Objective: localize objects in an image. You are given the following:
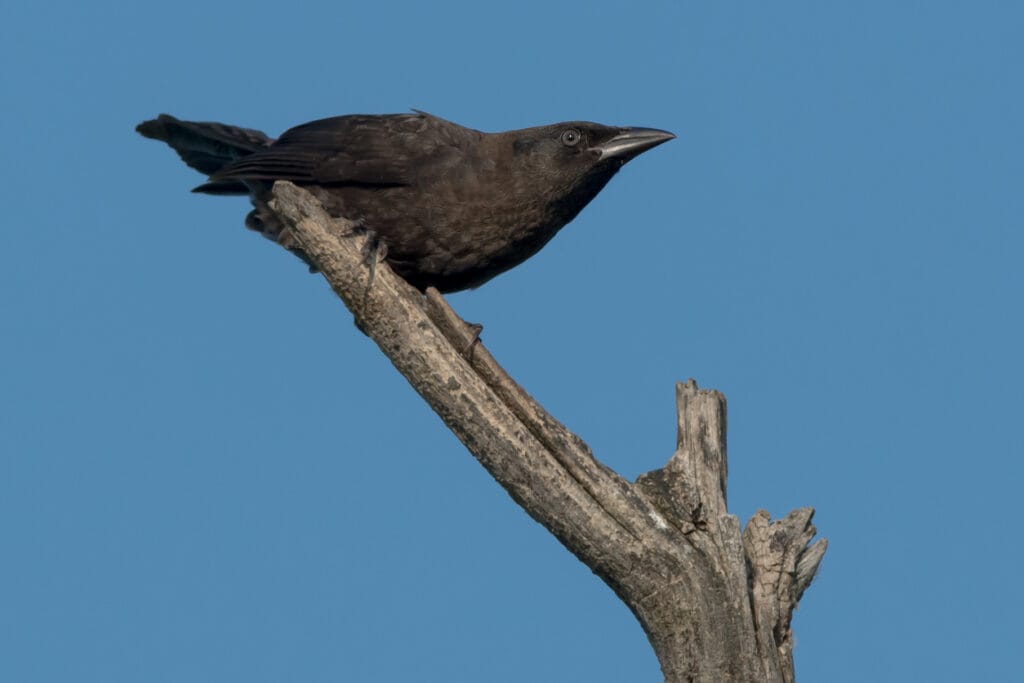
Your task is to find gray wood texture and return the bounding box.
[268,181,827,681]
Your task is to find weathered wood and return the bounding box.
[269,181,827,681]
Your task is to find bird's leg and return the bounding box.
[422,288,485,358]
[462,322,484,357]
[360,229,389,291]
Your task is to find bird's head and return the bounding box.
[511,121,673,171]
[502,121,674,217]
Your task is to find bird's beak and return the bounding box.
[592,127,676,161]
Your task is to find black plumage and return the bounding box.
[137,111,673,292]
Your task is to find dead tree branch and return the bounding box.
[268,181,826,682]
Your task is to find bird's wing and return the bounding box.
[206,112,477,187]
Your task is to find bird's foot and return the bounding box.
[359,229,389,291]
[462,322,483,357]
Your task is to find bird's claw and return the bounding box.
[359,229,389,291]
[462,323,483,357]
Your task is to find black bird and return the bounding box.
[136,111,674,292]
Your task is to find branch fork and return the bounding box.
[268,181,826,682]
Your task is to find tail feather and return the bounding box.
[136,114,273,194]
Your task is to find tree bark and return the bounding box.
[267,181,827,682]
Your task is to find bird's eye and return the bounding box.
[560,128,582,146]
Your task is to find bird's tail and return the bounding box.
[135,114,273,195]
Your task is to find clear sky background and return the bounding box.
[2,1,1021,681]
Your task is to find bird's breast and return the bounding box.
[304,168,589,291]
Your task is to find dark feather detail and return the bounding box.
[135,114,271,176]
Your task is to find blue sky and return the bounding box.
[2,1,1021,680]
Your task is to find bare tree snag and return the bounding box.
[268,181,827,682]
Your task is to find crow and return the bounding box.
[137,111,673,292]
